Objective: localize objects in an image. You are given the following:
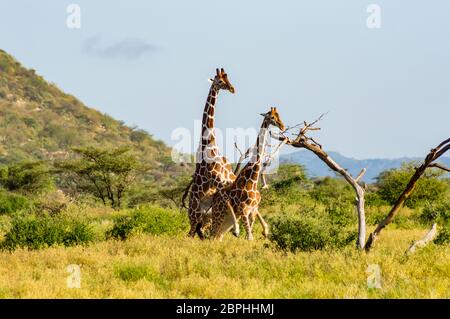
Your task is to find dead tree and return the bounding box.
[274,115,368,249]
[260,140,288,189]
[233,142,252,175]
[405,223,438,255]
[365,138,450,251]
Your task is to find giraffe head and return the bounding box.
[261,107,285,131]
[209,68,235,94]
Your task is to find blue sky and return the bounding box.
[1,0,449,159]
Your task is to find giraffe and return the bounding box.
[187,68,237,239]
[210,107,286,241]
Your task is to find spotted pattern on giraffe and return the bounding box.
[187,68,237,239]
[210,107,285,241]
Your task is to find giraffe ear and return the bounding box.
[260,113,266,117]
[208,78,214,83]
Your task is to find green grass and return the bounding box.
[0,229,448,298]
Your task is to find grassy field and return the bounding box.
[0,227,448,298]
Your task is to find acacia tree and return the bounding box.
[56,146,146,208]
[0,161,54,194]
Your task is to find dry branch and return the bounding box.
[260,138,288,189]
[233,142,252,175]
[405,223,438,255]
[365,137,450,251]
[428,162,450,172]
[274,115,367,249]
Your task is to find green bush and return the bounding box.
[108,205,188,240]
[420,199,450,224]
[434,223,450,245]
[365,190,389,207]
[0,191,31,214]
[268,213,357,252]
[0,161,54,195]
[309,177,354,206]
[326,202,356,227]
[420,199,450,245]
[270,164,309,190]
[0,215,95,250]
[376,163,448,208]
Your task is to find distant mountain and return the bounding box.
[280,150,450,182]
[0,49,186,184]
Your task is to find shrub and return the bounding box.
[260,165,311,207]
[365,190,389,207]
[34,190,70,216]
[270,164,309,190]
[434,223,450,245]
[108,205,188,240]
[0,191,31,214]
[268,213,357,252]
[326,202,356,227]
[375,163,448,208]
[0,215,95,250]
[309,177,354,206]
[0,161,54,195]
[420,199,450,224]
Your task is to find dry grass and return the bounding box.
[0,228,448,298]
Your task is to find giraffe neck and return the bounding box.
[200,85,219,151]
[255,119,270,163]
[242,118,270,184]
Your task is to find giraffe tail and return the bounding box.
[180,178,194,212]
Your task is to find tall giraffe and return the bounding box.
[187,68,237,239]
[210,107,286,241]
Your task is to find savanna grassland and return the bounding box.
[0,219,448,298]
[0,49,449,299]
[0,189,449,299]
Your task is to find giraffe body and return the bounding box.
[187,68,237,239]
[210,107,285,240]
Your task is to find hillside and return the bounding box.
[281,150,450,182]
[0,49,184,184]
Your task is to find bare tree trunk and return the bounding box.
[274,116,368,249]
[365,138,450,251]
[260,139,286,189]
[276,114,448,252]
[294,144,367,249]
[405,223,438,255]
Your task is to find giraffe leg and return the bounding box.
[187,196,200,238]
[242,215,253,240]
[187,205,199,238]
[249,211,256,231]
[188,221,197,238]
[195,222,205,240]
[255,210,269,238]
[226,200,240,237]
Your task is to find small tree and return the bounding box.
[56,147,146,208]
[0,161,54,194]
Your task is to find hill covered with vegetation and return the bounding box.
[0,49,183,184]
